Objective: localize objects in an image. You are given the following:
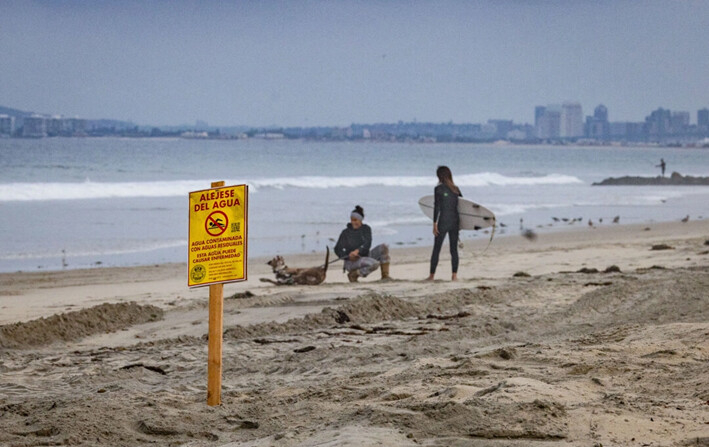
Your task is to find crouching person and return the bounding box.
[334,205,391,282]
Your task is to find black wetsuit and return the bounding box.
[430,183,461,274]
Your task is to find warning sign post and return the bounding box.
[188,183,248,287]
[189,181,248,407]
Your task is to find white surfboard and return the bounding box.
[418,195,496,231]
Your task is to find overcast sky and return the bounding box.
[2,0,708,127]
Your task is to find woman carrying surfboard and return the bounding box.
[334,205,391,282]
[427,166,461,281]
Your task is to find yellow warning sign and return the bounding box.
[188,184,248,287]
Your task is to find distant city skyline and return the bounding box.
[3,100,707,128]
[3,100,707,144]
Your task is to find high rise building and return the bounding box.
[644,108,671,139]
[534,105,561,139]
[535,106,547,128]
[698,108,709,129]
[561,102,584,138]
[586,104,609,140]
[670,111,689,134]
[594,104,608,122]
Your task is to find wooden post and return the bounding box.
[207,282,224,406]
[207,180,225,406]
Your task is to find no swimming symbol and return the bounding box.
[205,211,228,236]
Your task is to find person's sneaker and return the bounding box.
[347,270,359,282]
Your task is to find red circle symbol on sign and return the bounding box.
[205,211,228,236]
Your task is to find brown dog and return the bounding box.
[260,247,329,285]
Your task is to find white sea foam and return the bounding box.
[0,180,208,202]
[0,173,583,202]
[359,204,570,229]
[367,216,431,227]
[490,203,571,216]
[249,172,582,190]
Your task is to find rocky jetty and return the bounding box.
[593,171,709,186]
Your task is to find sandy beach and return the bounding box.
[1,220,708,446]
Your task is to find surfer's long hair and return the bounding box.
[436,166,460,195]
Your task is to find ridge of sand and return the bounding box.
[0,302,163,349]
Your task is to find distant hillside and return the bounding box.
[0,105,34,118]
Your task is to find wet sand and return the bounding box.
[1,220,708,446]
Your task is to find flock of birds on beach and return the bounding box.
[511,213,694,230]
[510,215,621,235]
[507,213,695,242]
[552,215,622,227]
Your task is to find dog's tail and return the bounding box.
[323,246,330,273]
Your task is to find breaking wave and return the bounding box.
[0,173,583,202]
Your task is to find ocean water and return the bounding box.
[1,137,708,272]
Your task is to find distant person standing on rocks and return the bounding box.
[656,158,666,177]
